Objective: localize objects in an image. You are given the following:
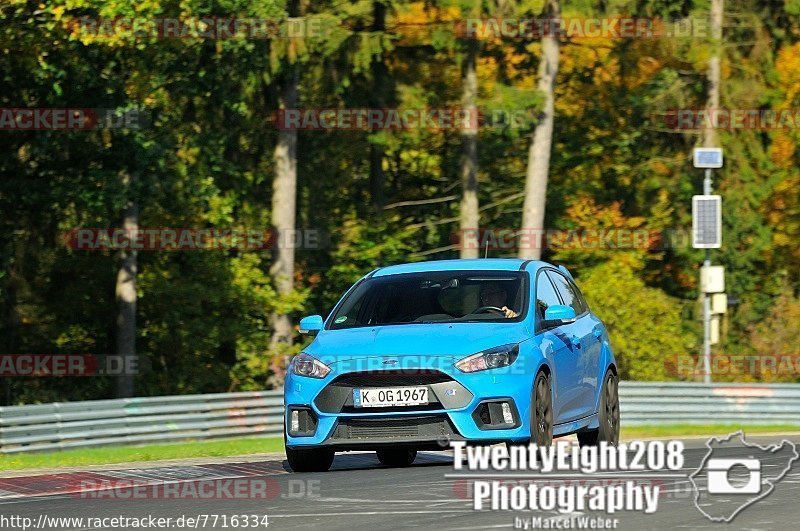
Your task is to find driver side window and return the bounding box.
[535,272,562,327]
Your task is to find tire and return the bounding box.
[376,449,417,467]
[578,370,620,447]
[285,446,335,472]
[530,371,553,446]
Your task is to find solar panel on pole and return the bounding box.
[692,195,722,248]
[693,147,723,168]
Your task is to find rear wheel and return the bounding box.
[285,446,335,472]
[530,371,553,446]
[376,449,417,467]
[578,370,620,447]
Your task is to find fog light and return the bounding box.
[472,399,520,430]
[288,407,318,437]
[501,402,514,424]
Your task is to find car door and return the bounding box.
[534,270,580,425]
[546,270,599,420]
[568,278,604,383]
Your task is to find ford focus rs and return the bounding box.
[284,259,619,472]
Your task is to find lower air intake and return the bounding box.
[331,415,456,441]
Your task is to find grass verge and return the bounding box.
[0,436,284,472]
[621,424,800,439]
[3,425,798,472]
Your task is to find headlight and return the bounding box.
[291,352,331,378]
[455,343,520,373]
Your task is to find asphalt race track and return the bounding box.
[1,434,798,530]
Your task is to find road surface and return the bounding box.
[1,434,798,530]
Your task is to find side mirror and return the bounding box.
[541,305,577,329]
[299,315,324,336]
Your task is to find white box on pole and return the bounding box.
[711,293,728,314]
[701,265,725,293]
[710,316,720,345]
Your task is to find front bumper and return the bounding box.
[285,361,533,450]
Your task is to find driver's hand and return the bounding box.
[502,306,518,318]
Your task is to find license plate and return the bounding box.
[353,387,428,408]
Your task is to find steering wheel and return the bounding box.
[470,305,505,315]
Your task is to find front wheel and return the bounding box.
[577,370,620,447]
[376,449,417,467]
[530,371,553,446]
[285,446,335,472]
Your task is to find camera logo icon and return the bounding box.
[706,458,761,494]
[690,431,799,522]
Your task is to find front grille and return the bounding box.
[314,369,471,414]
[348,419,422,438]
[333,370,454,388]
[338,402,440,413]
[331,415,457,441]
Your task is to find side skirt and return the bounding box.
[553,412,598,437]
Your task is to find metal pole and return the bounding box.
[703,168,712,384]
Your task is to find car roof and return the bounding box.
[371,258,551,277]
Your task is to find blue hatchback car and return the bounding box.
[284,259,619,472]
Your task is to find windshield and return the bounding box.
[328,271,527,329]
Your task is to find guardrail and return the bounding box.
[2,382,799,454]
[619,381,800,426]
[0,391,283,454]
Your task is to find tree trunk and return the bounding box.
[269,72,298,353]
[267,0,301,388]
[369,1,389,211]
[115,172,138,398]
[459,38,479,258]
[369,140,386,211]
[704,0,723,148]
[519,0,560,260]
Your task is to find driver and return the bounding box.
[478,283,518,318]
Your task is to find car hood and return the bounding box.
[305,322,531,366]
